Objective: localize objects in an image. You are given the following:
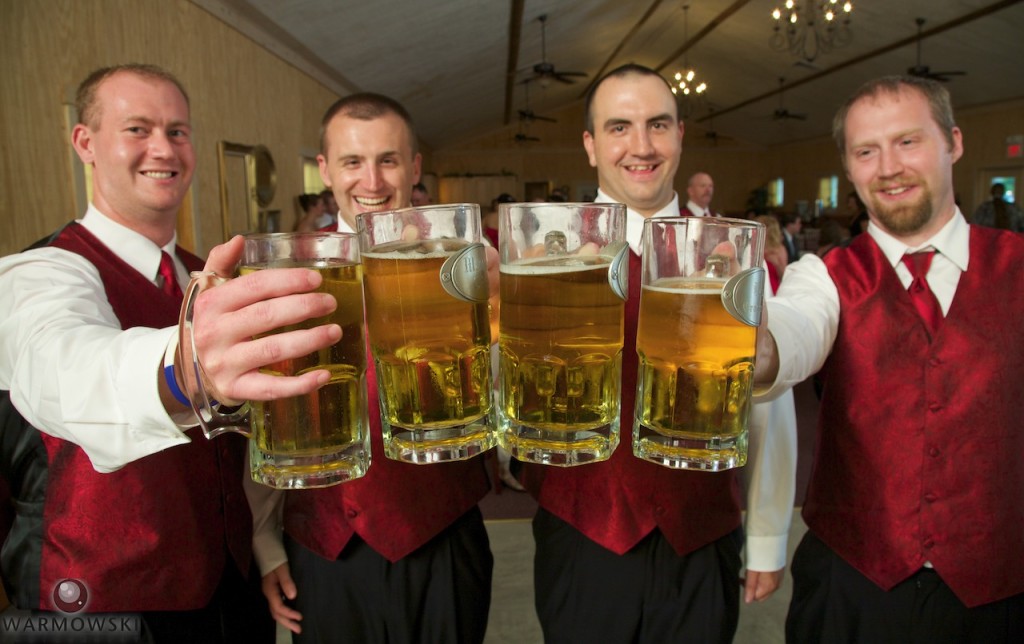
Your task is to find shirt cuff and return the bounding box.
[744,533,788,572]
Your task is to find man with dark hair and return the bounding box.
[757,75,1024,641]
[411,182,431,206]
[779,211,802,263]
[249,92,494,643]
[972,182,1023,232]
[524,63,796,643]
[0,63,272,642]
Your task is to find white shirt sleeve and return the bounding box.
[743,389,798,572]
[0,247,192,472]
[758,254,840,399]
[243,468,288,576]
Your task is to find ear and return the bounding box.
[676,119,685,143]
[412,153,423,185]
[317,154,332,188]
[949,126,964,164]
[582,131,597,168]
[71,123,96,165]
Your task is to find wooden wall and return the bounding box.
[0,0,340,257]
[435,96,1024,218]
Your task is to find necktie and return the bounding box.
[901,251,942,336]
[158,251,184,299]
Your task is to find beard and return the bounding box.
[866,183,933,236]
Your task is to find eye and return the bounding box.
[168,128,190,139]
[610,124,627,134]
[126,126,147,135]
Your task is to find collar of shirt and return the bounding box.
[595,188,680,255]
[81,204,181,286]
[867,208,969,273]
[335,217,356,234]
[685,200,709,217]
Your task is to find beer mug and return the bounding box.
[497,202,628,466]
[179,232,371,489]
[633,217,765,471]
[357,204,495,463]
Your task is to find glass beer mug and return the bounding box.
[497,202,628,466]
[633,217,765,471]
[179,232,371,488]
[357,204,496,463]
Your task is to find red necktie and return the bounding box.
[158,251,184,299]
[901,251,942,336]
[658,223,679,276]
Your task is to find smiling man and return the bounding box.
[249,93,495,644]
[525,64,796,643]
[0,64,272,642]
[756,76,1024,642]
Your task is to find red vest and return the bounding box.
[33,223,252,611]
[284,346,491,563]
[807,227,1024,607]
[527,252,741,556]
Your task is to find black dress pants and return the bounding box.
[532,508,742,644]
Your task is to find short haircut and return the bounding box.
[778,211,801,227]
[319,92,418,155]
[75,64,190,130]
[584,63,676,134]
[832,75,956,160]
[412,182,428,193]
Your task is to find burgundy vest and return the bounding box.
[807,227,1024,607]
[528,251,741,555]
[35,223,252,611]
[283,343,491,563]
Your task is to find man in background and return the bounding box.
[249,93,494,643]
[971,182,1023,232]
[411,181,431,206]
[683,170,718,217]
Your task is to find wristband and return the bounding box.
[163,337,191,407]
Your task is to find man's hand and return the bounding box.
[191,236,341,404]
[261,563,303,634]
[743,568,784,603]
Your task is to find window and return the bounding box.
[990,176,1017,203]
[818,175,838,209]
[768,178,784,207]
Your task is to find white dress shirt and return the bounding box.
[761,210,969,400]
[0,205,193,473]
[596,189,795,572]
[685,199,712,218]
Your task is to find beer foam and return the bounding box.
[501,256,611,275]
[643,280,725,295]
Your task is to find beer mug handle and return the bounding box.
[178,271,252,439]
[721,267,765,327]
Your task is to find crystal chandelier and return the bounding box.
[670,5,707,119]
[770,0,854,62]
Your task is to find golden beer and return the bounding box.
[240,260,370,487]
[634,277,755,470]
[498,255,624,464]
[361,239,494,461]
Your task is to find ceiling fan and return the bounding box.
[907,18,966,82]
[514,132,541,143]
[772,77,807,121]
[518,80,557,124]
[520,15,587,87]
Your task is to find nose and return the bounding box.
[877,146,904,178]
[148,130,174,158]
[630,128,655,157]
[362,164,384,191]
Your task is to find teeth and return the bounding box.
[628,165,655,171]
[355,196,388,206]
[884,187,909,195]
[143,171,174,179]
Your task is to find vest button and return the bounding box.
[928,402,943,413]
[928,447,941,458]
[923,493,937,503]
[923,538,935,549]
[929,357,942,367]
[346,508,358,519]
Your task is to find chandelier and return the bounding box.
[770,0,854,62]
[670,5,708,119]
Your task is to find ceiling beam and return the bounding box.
[654,0,751,73]
[577,0,667,99]
[699,0,1024,122]
[503,0,526,125]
